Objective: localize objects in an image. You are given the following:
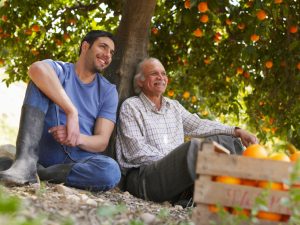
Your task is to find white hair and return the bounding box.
[133,57,162,94]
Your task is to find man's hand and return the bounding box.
[234,128,258,147]
[49,112,81,147]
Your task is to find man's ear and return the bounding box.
[81,41,89,53]
[136,77,144,88]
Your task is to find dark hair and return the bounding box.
[79,30,116,55]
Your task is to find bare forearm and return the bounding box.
[77,134,109,152]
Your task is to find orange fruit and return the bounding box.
[236,67,244,74]
[289,25,298,34]
[184,0,191,9]
[208,204,229,213]
[274,0,283,3]
[204,58,211,64]
[241,179,258,187]
[193,28,203,37]
[297,62,300,70]
[243,72,250,79]
[183,91,190,99]
[265,60,273,69]
[200,14,209,23]
[225,18,232,25]
[31,24,40,32]
[290,151,300,162]
[257,211,282,221]
[167,90,174,97]
[250,34,260,42]
[243,144,268,158]
[258,181,283,190]
[191,96,197,103]
[0,58,4,66]
[198,2,208,13]
[269,152,290,162]
[215,175,241,185]
[237,23,246,30]
[1,15,8,22]
[151,27,158,35]
[256,10,267,21]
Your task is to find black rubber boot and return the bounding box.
[0,105,45,185]
[37,163,74,184]
[0,157,14,171]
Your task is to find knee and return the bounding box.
[98,158,121,190]
[66,157,121,192]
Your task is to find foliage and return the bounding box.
[0,186,45,225]
[0,0,299,146]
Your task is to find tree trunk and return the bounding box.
[105,0,157,103]
[104,0,157,158]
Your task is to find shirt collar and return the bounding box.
[139,92,171,113]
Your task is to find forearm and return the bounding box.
[77,134,109,153]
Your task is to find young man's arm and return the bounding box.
[49,117,114,152]
[28,61,80,146]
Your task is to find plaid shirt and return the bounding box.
[116,92,235,170]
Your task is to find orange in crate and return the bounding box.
[242,144,268,158]
[241,144,268,186]
[208,204,229,213]
[215,175,241,185]
[257,211,282,221]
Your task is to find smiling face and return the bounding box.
[82,36,115,73]
[138,59,168,98]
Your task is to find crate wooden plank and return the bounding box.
[194,178,291,215]
[192,206,288,225]
[196,151,293,183]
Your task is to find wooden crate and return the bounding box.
[192,141,294,225]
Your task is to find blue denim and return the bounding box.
[23,81,121,191]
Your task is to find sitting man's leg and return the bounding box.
[125,138,201,203]
[205,134,244,155]
[0,82,48,185]
[39,154,121,191]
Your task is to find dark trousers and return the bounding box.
[124,135,244,202]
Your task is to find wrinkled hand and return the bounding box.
[234,128,258,147]
[49,113,81,147]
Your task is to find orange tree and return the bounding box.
[0,0,299,147]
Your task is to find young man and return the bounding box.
[0,30,121,191]
[116,57,258,204]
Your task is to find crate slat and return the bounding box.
[196,151,293,183]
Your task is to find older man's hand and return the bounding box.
[234,128,258,147]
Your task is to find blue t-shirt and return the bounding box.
[38,59,118,166]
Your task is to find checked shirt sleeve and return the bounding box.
[175,101,235,137]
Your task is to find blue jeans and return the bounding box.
[23,81,121,191]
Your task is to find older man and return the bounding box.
[116,57,257,206]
